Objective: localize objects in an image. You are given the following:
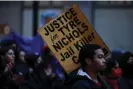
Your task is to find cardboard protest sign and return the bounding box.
[38,4,110,73]
[0,24,11,35]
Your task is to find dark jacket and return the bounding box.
[0,71,18,89]
[105,77,133,89]
[118,77,133,89]
[65,75,108,89]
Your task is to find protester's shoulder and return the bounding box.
[68,75,91,89]
[71,74,89,80]
[118,77,133,88]
[72,79,91,89]
[119,77,133,82]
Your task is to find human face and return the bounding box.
[37,57,43,64]
[92,49,106,71]
[6,49,15,63]
[127,56,133,65]
[19,51,26,63]
[111,62,122,78]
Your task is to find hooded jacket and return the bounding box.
[64,68,110,89]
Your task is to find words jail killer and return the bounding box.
[43,7,83,36]
[60,46,79,64]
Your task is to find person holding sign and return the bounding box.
[71,44,108,89]
[38,4,110,73]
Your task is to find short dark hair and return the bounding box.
[0,45,16,56]
[78,44,102,67]
[119,52,133,68]
[25,54,39,67]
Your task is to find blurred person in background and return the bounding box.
[118,52,133,81]
[10,53,45,89]
[0,45,16,72]
[24,53,41,72]
[20,53,47,89]
[13,50,29,77]
[0,45,17,89]
[11,50,30,88]
[104,57,133,89]
[42,45,65,81]
[17,50,26,64]
[43,58,64,89]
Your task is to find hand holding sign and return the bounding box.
[38,4,110,73]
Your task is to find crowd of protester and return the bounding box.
[0,40,65,89]
[0,40,133,89]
